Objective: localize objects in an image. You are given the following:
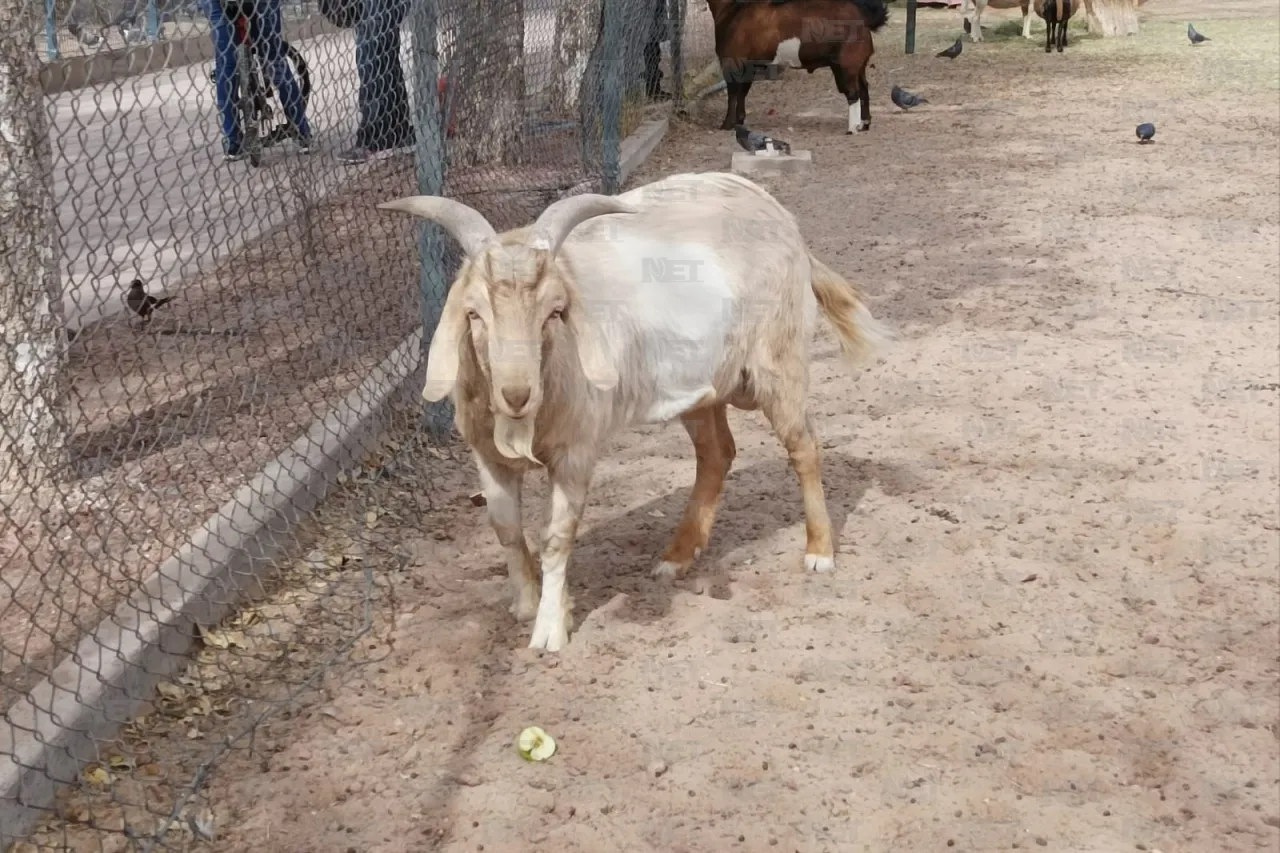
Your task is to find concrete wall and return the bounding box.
[40,14,343,95]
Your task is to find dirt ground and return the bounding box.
[22,2,1278,851]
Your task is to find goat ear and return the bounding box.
[422,284,471,403]
[565,302,618,392]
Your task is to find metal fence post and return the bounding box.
[905,0,918,54]
[670,0,684,111]
[45,0,59,60]
[407,0,453,438]
[601,0,623,194]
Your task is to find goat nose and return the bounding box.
[501,384,532,412]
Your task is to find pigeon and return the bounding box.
[1187,23,1209,44]
[1136,122,1155,143]
[735,124,791,155]
[891,85,928,110]
[937,38,963,59]
[124,278,175,322]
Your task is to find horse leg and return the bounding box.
[720,60,741,129]
[857,71,871,132]
[721,82,740,130]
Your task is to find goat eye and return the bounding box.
[548,308,564,321]
[466,309,480,321]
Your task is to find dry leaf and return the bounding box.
[107,754,135,771]
[199,626,230,649]
[187,727,202,740]
[82,765,111,786]
[190,806,217,841]
[157,682,184,701]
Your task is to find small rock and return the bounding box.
[648,760,668,778]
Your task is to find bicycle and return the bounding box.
[210,0,312,167]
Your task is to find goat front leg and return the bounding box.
[475,454,539,622]
[656,405,736,578]
[1022,3,1034,38]
[528,460,594,652]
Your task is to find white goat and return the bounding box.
[379,172,892,652]
[962,0,1035,41]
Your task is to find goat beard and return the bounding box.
[492,413,541,466]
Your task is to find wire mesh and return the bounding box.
[2,0,715,849]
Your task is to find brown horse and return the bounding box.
[706,0,889,135]
[1034,0,1075,51]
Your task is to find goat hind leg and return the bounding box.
[655,405,736,579]
[476,455,539,622]
[761,401,836,572]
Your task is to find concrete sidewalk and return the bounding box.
[53,9,563,331]
[53,29,373,331]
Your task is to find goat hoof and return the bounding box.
[509,589,540,623]
[528,616,569,652]
[804,553,836,573]
[653,560,687,579]
[852,123,870,134]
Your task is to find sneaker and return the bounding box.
[338,141,413,165]
[297,135,313,155]
[224,149,246,163]
[336,145,370,165]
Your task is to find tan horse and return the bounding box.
[961,0,1035,42]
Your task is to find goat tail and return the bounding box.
[808,253,894,366]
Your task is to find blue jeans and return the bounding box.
[199,0,311,153]
[354,0,413,151]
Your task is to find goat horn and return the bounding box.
[527,194,639,255]
[377,196,500,258]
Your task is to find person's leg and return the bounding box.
[643,0,666,99]
[198,0,241,156]
[349,0,412,157]
[375,0,413,150]
[250,0,311,140]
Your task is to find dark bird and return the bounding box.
[734,124,791,155]
[891,85,928,110]
[124,278,175,322]
[1136,122,1156,143]
[937,38,963,59]
[1187,23,1209,44]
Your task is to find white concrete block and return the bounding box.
[731,149,813,176]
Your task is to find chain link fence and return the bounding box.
[2,0,714,848]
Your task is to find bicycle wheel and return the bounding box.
[239,46,264,167]
[285,42,311,109]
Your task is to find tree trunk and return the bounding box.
[548,0,599,117]
[1084,0,1139,36]
[450,0,526,167]
[0,0,69,498]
